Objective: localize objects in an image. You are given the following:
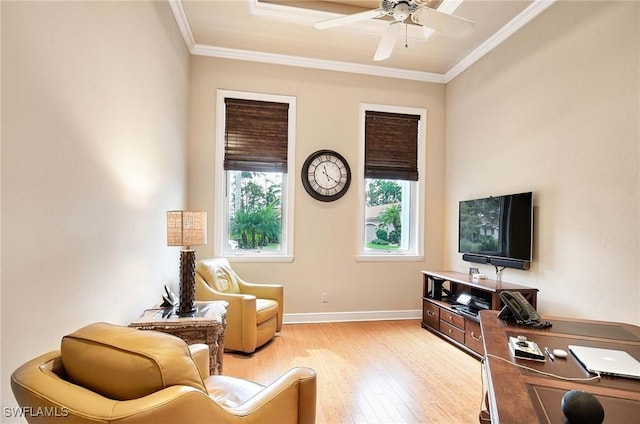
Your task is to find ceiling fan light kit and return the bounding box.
[314,0,475,62]
[388,1,412,22]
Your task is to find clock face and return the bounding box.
[301,150,351,202]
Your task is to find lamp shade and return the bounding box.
[167,211,207,248]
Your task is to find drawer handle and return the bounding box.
[427,311,435,317]
[470,331,482,342]
[448,329,453,334]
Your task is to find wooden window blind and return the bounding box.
[224,98,289,173]
[364,111,420,181]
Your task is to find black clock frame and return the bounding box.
[301,149,351,202]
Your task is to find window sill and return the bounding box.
[356,254,424,262]
[222,254,294,263]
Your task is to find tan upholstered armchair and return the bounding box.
[11,322,316,424]
[195,257,283,353]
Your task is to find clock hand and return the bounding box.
[321,165,343,184]
[321,166,339,184]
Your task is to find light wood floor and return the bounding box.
[222,320,484,424]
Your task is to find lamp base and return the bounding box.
[176,308,196,317]
[177,250,196,316]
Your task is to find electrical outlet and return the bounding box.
[321,292,328,303]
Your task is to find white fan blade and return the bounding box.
[374,22,401,62]
[422,25,435,40]
[314,8,387,30]
[411,6,475,38]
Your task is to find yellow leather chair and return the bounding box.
[195,258,283,353]
[11,322,316,424]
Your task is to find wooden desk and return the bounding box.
[130,301,228,375]
[479,310,640,423]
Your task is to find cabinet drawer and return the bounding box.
[465,320,484,355]
[422,300,440,329]
[441,310,465,329]
[440,320,465,344]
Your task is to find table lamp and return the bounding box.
[167,210,207,316]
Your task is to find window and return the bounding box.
[357,104,426,260]
[214,90,296,261]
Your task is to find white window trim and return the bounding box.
[356,103,426,262]
[214,89,296,262]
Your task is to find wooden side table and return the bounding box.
[129,301,228,375]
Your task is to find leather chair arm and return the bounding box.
[11,350,120,419]
[195,287,257,329]
[238,281,284,332]
[237,280,283,301]
[110,386,227,423]
[211,367,316,424]
[188,344,210,379]
[195,275,257,321]
[118,368,317,424]
[196,275,258,352]
[196,274,256,304]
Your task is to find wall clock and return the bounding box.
[301,150,351,202]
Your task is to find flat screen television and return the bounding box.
[458,192,533,268]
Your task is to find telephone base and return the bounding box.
[509,336,546,362]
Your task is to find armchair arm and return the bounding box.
[237,281,283,300]
[237,280,284,332]
[195,275,257,320]
[195,274,258,352]
[111,386,229,423]
[188,344,210,379]
[213,367,317,424]
[119,373,316,424]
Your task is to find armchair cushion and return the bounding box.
[61,322,207,400]
[256,298,279,324]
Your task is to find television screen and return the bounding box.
[458,192,532,262]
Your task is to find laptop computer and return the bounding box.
[568,345,640,379]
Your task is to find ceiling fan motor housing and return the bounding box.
[383,0,420,22]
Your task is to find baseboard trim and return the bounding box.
[283,309,421,324]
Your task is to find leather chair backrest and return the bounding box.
[61,322,207,400]
[196,258,241,294]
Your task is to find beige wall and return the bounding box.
[188,57,446,316]
[1,1,190,416]
[445,1,639,324]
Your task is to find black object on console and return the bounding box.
[561,390,604,424]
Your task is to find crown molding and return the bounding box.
[191,44,445,83]
[168,0,195,51]
[444,0,557,83]
[170,0,557,84]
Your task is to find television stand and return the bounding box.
[421,270,538,358]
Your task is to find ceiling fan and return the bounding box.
[314,0,475,62]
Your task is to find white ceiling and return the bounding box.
[171,0,557,83]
